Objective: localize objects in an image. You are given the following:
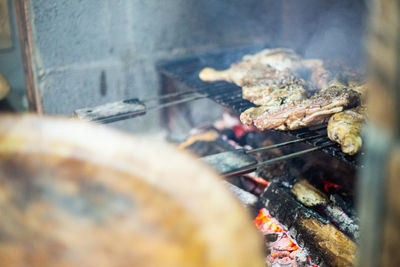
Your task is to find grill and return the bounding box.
[156,47,361,167]
[74,46,360,168]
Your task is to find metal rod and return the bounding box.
[142,82,236,103]
[82,85,237,124]
[145,94,208,112]
[141,89,198,102]
[246,134,326,154]
[224,142,335,177]
[95,94,208,124]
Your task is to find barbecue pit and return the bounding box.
[73,46,363,266]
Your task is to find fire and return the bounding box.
[254,208,283,233]
[254,208,318,265]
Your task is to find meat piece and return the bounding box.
[199,48,304,86]
[199,49,311,106]
[240,65,309,106]
[240,83,361,130]
[327,106,366,155]
[326,83,367,155]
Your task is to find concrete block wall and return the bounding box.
[29,0,280,133]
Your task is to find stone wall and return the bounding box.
[29,0,279,133]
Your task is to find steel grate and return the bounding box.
[157,46,361,167]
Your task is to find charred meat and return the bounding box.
[241,65,309,106]
[199,49,312,106]
[199,48,304,86]
[240,83,361,131]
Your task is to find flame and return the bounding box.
[254,208,283,233]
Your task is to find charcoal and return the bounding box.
[261,182,356,267]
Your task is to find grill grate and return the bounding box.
[157,47,361,167]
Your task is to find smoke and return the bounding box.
[282,0,367,67]
[192,0,366,67]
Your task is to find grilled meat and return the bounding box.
[199,48,304,86]
[199,49,311,106]
[327,83,367,155]
[199,48,366,155]
[240,65,309,106]
[327,106,365,155]
[240,82,361,130]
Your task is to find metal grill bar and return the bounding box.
[222,143,336,177]
[246,134,326,154]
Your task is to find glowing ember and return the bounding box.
[274,235,299,251]
[322,179,342,192]
[214,112,256,135]
[232,125,246,139]
[254,208,283,233]
[232,124,256,139]
[242,174,270,186]
[254,208,319,266]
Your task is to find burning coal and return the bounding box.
[254,208,318,267]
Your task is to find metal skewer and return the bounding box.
[74,92,209,124]
[223,142,335,177]
[246,134,326,154]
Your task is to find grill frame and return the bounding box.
[157,46,361,167]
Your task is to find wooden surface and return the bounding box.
[298,218,356,267]
[0,114,264,267]
[14,0,42,113]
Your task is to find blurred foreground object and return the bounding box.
[0,114,264,267]
[0,0,12,49]
[358,0,400,266]
[0,73,10,100]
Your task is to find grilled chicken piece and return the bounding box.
[199,48,304,86]
[240,82,361,130]
[199,49,311,106]
[240,64,309,106]
[327,106,365,155]
[326,83,368,155]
